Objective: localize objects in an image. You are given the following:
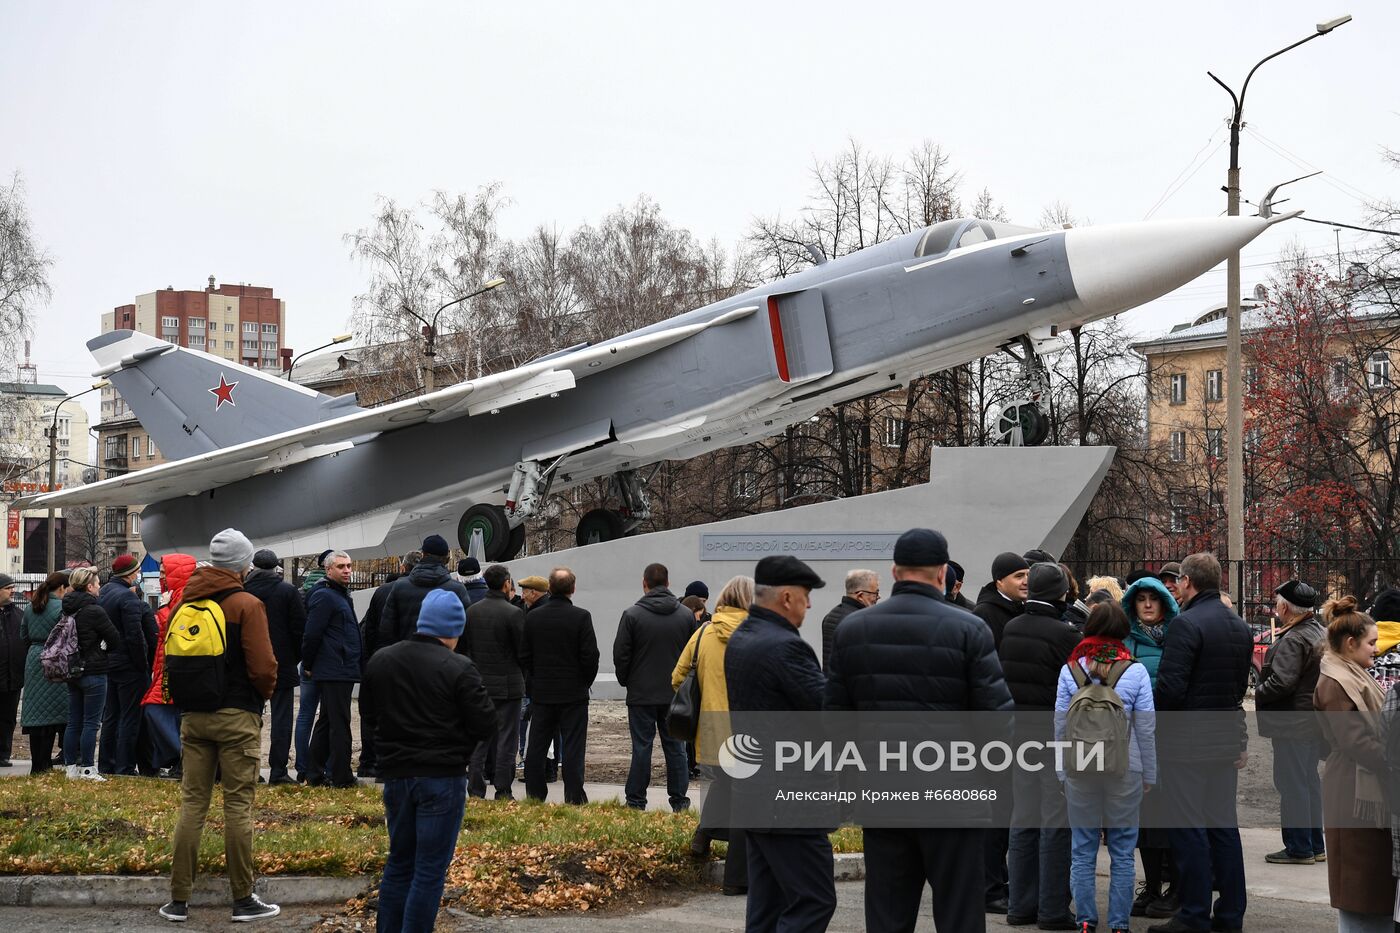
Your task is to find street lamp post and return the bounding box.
[47,381,108,573]
[1208,13,1350,603]
[401,278,506,394]
[283,333,353,380]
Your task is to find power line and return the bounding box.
[1142,124,1227,220]
[1242,125,1381,207]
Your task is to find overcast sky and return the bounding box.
[3,0,1396,430]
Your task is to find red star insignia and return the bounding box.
[210,375,239,409]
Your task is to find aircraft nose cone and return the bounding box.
[1064,216,1271,318]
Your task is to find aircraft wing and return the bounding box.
[18,304,759,510]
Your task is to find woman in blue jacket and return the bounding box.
[1056,601,1156,933]
[1121,575,1178,918]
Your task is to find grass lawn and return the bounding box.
[0,773,863,914]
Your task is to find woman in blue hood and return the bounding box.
[1121,574,1180,920]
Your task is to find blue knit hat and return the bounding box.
[417,589,466,638]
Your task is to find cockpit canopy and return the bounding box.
[913,218,1042,259]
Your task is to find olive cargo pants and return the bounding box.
[170,708,263,901]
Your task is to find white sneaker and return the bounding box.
[77,766,106,782]
[65,765,79,779]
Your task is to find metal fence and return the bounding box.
[1062,555,1400,628]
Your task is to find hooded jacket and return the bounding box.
[0,599,21,692]
[141,553,196,706]
[63,589,122,676]
[612,586,695,706]
[461,576,488,605]
[242,567,308,691]
[98,577,155,676]
[458,589,527,700]
[973,581,1024,650]
[1121,576,1179,687]
[302,578,362,683]
[174,566,278,711]
[378,560,472,648]
[671,605,745,764]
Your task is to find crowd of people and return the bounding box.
[4,527,1400,933]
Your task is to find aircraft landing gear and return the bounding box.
[458,503,522,562]
[573,468,654,547]
[995,335,1053,447]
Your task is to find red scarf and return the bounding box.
[1068,636,1133,667]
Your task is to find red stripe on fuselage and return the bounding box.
[767,295,790,382]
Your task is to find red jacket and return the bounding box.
[141,554,197,706]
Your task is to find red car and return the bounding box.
[1248,625,1276,696]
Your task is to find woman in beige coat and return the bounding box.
[1315,596,1395,932]
[672,575,752,895]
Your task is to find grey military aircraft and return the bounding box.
[24,212,1294,561]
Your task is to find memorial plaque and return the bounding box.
[699,533,901,561]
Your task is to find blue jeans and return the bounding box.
[294,672,320,780]
[1065,773,1143,931]
[64,675,107,767]
[378,775,468,933]
[1272,736,1325,858]
[143,704,182,770]
[623,704,690,811]
[1008,764,1072,923]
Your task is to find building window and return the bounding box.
[104,509,124,538]
[129,512,141,538]
[1206,369,1223,402]
[1206,428,1223,459]
[225,322,235,332]
[1244,366,1259,394]
[1169,431,1186,462]
[242,340,259,352]
[187,317,205,330]
[1372,414,1392,453]
[1169,496,1188,534]
[1245,425,1262,451]
[1368,351,1391,388]
[732,471,759,500]
[882,416,905,448]
[148,437,155,457]
[261,323,278,334]
[104,435,127,461]
[187,334,205,348]
[225,340,235,350]
[1170,373,1186,405]
[243,322,258,334]
[160,316,179,329]
[1332,359,1347,390]
[132,437,141,460]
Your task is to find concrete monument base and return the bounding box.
[506,446,1115,699]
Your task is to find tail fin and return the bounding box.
[89,330,363,460]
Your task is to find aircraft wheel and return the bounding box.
[997,403,1050,447]
[506,522,527,560]
[575,508,625,547]
[458,504,512,561]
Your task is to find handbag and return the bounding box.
[666,622,708,742]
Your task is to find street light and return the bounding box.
[1207,13,1350,603]
[47,380,108,573]
[283,333,353,380]
[400,277,507,393]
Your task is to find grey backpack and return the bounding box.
[40,614,84,684]
[1064,659,1131,777]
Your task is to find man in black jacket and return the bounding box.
[243,549,308,786]
[522,568,598,804]
[827,529,1014,933]
[98,553,154,776]
[613,563,695,812]
[1256,579,1327,865]
[357,552,418,779]
[365,588,496,933]
[725,555,836,933]
[819,568,879,673]
[302,551,362,788]
[463,564,528,799]
[998,563,1081,930]
[0,575,21,768]
[1149,552,1252,933]
[972,550,1028,913]
[378,536,472,648]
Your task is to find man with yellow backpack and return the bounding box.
[157,528,279,924]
